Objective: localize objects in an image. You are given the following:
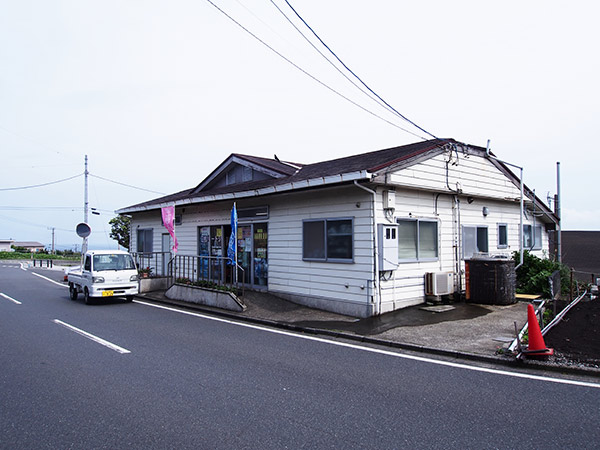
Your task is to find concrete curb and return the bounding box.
[135,293,600,379]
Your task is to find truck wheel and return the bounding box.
[84,288,92,305]
[125,295,133,302]
[69,283,78,301]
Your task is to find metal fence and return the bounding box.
[132,252,245,296]
[168,254,245,296]
[132,252,172,278]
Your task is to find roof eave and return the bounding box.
[117,170,371,214]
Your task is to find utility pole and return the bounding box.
[51,227,55,254]
[556,162,561,263]
[84,155,89,223]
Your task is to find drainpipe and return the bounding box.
[354,180,380,315]
[485,143,524,269]
[517,166,524,269]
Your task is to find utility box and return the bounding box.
[383,190,396,210]
[378,224,398,271]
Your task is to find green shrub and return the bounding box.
[512,250,570,297]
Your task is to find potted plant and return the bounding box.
[139,267,152,278]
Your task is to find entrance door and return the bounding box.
[236,225,252,284]
[253,223,268,287]
[161,233,171,276]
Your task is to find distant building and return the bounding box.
[13,241,45,253]
[0,239,15,252]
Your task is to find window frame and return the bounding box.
[497,223,508,249]
[302,217,354,263]
[136,228,154,253]
[396,218,439,263]
[523,224,543,250]
[462,225,489,259]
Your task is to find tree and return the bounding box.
[109,215,131,250]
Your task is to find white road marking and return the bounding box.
[134,299,600,390]
[53,319,131,354]
[0,293,22,305]
[20,263,27,271]
[31,272,68,287]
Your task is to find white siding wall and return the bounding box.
[378,150,551,313]
[129,187,376,316]
[388,153,522,200]
[267,187,374,315]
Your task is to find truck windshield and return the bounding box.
[92,254,136,271]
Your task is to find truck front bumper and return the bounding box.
[89,284,139,298]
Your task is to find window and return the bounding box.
[463,226,488,259]
[137,229,153,253]
[302,218,353,262]
[226,165,253,185]
[238,206,269,220]
[93,254,136,271]
[497,223,508,249]
[397,219,438,261]
[523,224,542,250]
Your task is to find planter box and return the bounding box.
[165,283,246,312]
[139,277,170,293]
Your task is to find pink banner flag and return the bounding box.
[161,205,179,254]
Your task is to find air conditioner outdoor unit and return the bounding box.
[425,272,454,296]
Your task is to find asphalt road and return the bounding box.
[1,262,599,449]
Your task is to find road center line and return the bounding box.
[0,293,22,305]
[32,272,68,287]
[134,299,600,390]
[53,319,131,354]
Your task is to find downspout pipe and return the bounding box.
[485,144,524,269]
[354,180,380,315]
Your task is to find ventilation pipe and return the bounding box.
[485,141,524,269]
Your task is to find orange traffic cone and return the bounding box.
[522,303,554,358]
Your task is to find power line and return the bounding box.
[204,0,425,139]
[0,213,73,233]
[0,123,70,156]
[0,206,83,211]
[0,173,83,191]
[268,0,396,124]
[280,0,438,140]
[89,173,167,195]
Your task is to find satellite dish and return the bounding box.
[76,222,91,238]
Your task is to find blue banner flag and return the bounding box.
[227,203,237,265]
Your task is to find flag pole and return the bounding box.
[234,202,238,284]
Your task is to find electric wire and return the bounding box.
[0,206,83,211]
[268,0,396,125]
[204,0,425,139]
[0,173,83,191]
[281,0,438,140]
[89,173,166,195]
[0,213,72,232]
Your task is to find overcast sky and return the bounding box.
[1,0,598,250]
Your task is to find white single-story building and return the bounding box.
[0,239,15,252]
[118,139,557,317]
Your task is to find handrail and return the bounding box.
[168,254,245,297]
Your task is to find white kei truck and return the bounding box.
[67,250,139,304]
